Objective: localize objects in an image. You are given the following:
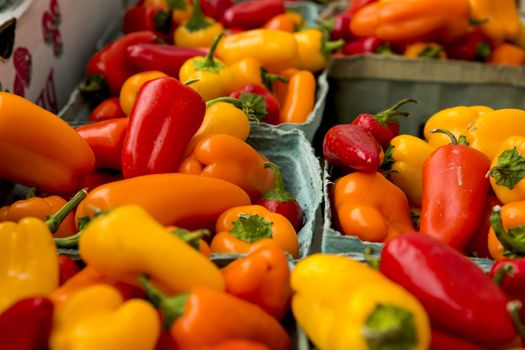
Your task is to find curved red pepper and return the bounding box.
[380,233,518,346]
[126,43,206,79]
[230,84,280,125]
[89,97,126,122]
[76,118,129,171]
[121,77,205,178]
[221,0,285,29]
[420,130,491,251]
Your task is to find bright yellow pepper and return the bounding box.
[291,254,431,350]
[487,136,525,204]
[173,0,223,48]
[290,28,343,73]
[50,284,160,350]
[119,70,167,115]
[0,218,58,313]
[387,135,436,207]
[179,33,234,101]
[79,204,225,294]
[466,108,525,160]
[469,0,521,43]
[423,105,493,148]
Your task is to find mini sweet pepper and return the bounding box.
[174,0,224,48]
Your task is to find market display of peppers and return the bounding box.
[4,0,525,349]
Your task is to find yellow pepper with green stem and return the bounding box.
[291,254,431,350]
[173,0,223,48]
[290,28,343,73]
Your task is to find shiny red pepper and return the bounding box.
[430,328,490,350]
[221,0,285,30]
[89,97,126,122]
[0,297,54,350]
[121,77,205,178]
[342,36,386,56]
[76,118,129,171]
[201,0,234,21]
[126,43,206,79]
[380,233,519,346]
[444,28,492,62]
[420,130,491,251]
[58,255,81,286]
[82,31,158,97]
[123,4,172,42]
[230,84,280,125]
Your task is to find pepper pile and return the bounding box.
[327,0,525,66]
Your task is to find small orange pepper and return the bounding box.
[272,68,298,107]
[211,205,299,258]
[119,70,167,115]
[404,42,446,59]
[488,202,525,260]
[279,70,315,124]
[263,12,303,32]
[490,43,525,66]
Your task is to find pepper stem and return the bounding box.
[45,188,88,234]
[362,304,418,349]
[230,213,273,243]
[490,205,525,257]
[194,32,224,72]
[171,228,210,251]
[206,97,242,109]
[184,0,211,32]
[54,231,82,248]
[323,39,344,56]
[374,98,418,125]
[363,247,380,270]
[429,129,459,145]
[507,300,525,339]
[492,263,515,285]
[139,275,189,330]
[261,67,288,91]
[262,162,295,202]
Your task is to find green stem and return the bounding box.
[45,188,87,234]
[206,96,242,109]
[363,247,380,270]
[418,46,442,59]
[194,32,224,72]
[507,300,525,339]
[429,129,458,145]
[261,67,288,91]
[262,162,294,202]
[362,304,417,349]
[493,263,515,285]
[183,78,200,86]
[54,231,82,248]
[323,39,344,56]
[374,98,418,125]
[230,213,273,243]
[184,0,211,32]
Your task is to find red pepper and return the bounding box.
[420,129,491,251]
[342,36,386,56]
[126,43,206,79]
[201,0,234,21]
[230,84,280,125]
[444,28,492,62]
[322,124,383,172]
[351,98,417,149]
[58,255,81,286]
[329,14,354,42]
[430,328,490,350]
[345,0,377,16]
[380,233,519,346]
[123,4,172,43]
[89,97,126,122]
[82,31,158,97]
[76,118,129,171]
[256,162,303,231]
[490,258,525,321]
[0,297,54,350]
[221,0,285,30]
[464,194,501,258]
[121,76,205,178]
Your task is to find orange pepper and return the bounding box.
[179,134,275,201]
[221,239,292,320]
[228,57,287,92]
[119,70,167,115]
[333,171,414,242]
[404,42,446,59]
[211,205,299,258]
[279,70,315,124]
[272,68,298,107]
[263,12,303,32]
[490,43,525,66]
[488,202,525,260]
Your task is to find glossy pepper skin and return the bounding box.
[188,340,270,350]
[290,28,343,73]
[76,118,129,171]
[351,0,470,44]
[0,92,95,194]
[328,14,353,42]
[230,84,280,125]
[76,173,250,231]
[50,284,160,350]
[0,297,54,350]
[174,0,224,48]
[488,203,525,260]
[89,97,126,122]
[380,233,518,346]
[221,0,285,30]
[180,134,275,201]
[420,130,491,251]
[121,76,205,178]
[201,0,234,21]
[119,70,167,115]
[490,258,525,304]
[464,194,500,259]
[79,205,225,293]
[141,277,292,350]
[352,98,417,149]
[291,254,430,350]
[334,171,414,242]
[126,43,206,79]
[385,135,436,207]
[0,218,58,313]
[279,70,316,124]
[211,204,299,258]
[469,0,521,43]
[323,124,384,171]
[221,240,292,320]
[256,162,303,231]
[83,31,158,96]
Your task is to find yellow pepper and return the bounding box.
[216,29,298,73]
[50,284,160,350]
[173,0,223,48]
[387,135,436,207]
[487,136,525,204]
[79,204,225,294]
[423,105,493,148]
[179,33,234,101]
[290,28,344,73]
[0,218,58,313]
[466,108,525,160]
[119,70,167,115]
[291,254,431,350]
[469,0,521,43]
